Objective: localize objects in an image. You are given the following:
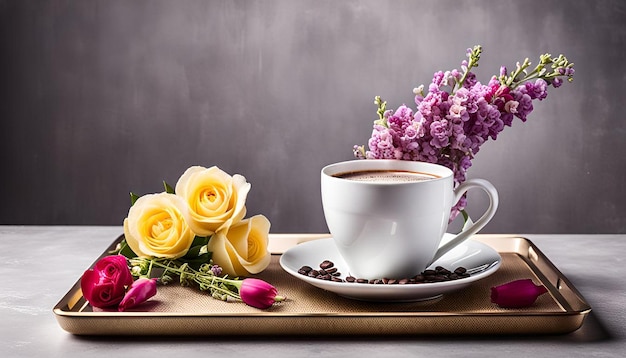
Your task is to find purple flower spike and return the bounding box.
[490,279,548,308]
[210,264,223,276]
[354,46,574,221]
[499,66,507,77]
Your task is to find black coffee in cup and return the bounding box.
[333,169,439,183]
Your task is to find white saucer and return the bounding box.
[279,234,501,302]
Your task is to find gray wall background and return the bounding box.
[1,0,625,234]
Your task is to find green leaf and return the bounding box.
[183,244,204,259]
[130,192,140,206]
[461,209,469,223]
[181,236,210,259]
[163,181,175,194]
[179,236,212,270]
[182,252,212,271]
[191,235,209,247]
[118,239,138,259]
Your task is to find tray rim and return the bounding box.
[53,233,592,335]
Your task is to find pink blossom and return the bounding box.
[118,278,158,312]
[504,100,518,114]
[524,79,548,100]
[429,120,450,148]
[239,278,285,309]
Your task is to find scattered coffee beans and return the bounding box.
[297,260,471,284]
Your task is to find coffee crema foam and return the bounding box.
[334,169,439,183]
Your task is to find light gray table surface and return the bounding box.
[1,226,624,358]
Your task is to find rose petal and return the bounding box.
[94,255,133,286]
[206,215,271,277]
[80,270,126,308]
[80,269,99,303]
[235,215,271,274]
[206,233,243,277]
[490,279,548,308]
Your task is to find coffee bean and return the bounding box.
[298,265,313,275]
[454,267,467,275]
[304,259,472,286]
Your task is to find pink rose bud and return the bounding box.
[81,255,133,308]
[81,270,128,308]
[490,279,548,308]
[239,278,285,309]
[93,255,134,286]
[118,278,158,312]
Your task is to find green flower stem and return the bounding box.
[128,257,243,301]
[373,96,388,127]
[503,53,574,89]
[453,45,482,93]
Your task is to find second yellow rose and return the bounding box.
[175,166,251,237]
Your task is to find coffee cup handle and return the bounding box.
[429,178,499,265]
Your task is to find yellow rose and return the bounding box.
[207,214,271,277]
[123,192,195,259]
[175,166,250,236]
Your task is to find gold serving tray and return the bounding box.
[53,234,591,336]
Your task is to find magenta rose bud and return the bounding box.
[81,270,126,307]
[239,278,285,309]
[118,278,158,312]
[81,255,134,308]
[490,279,548,308]
[93,255,134,286]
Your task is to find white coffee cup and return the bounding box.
[321,159,498,280]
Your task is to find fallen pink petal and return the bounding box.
[490,279,548,308]
[239,278,286,309]
[118,278,158,312]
